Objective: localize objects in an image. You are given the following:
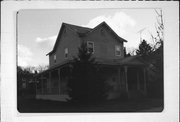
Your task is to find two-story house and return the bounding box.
[35,22,147,101]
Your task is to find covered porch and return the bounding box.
[98,55,148,99]
[34,56,148,101]
[34,62,72,101]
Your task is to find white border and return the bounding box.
[1,1,179,122]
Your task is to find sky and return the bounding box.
[18,9,159,67]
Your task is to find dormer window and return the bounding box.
[64,48,68,58]
[54,54,56,63]
[115,45,121,56]
[87,41,94,54]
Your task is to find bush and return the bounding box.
[67,42,109,104]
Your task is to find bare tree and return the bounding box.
[36,65,49,73]
[150,9,164,50]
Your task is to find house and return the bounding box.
[35,22,148,101]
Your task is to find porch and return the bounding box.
[34,56,148,101]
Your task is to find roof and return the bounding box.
[84,22,127,43]
[97,56,148,66]
[47,21,127,55]
[35,55,148,77]
[34,59,73,77]
[117,56,148,66]
[64,23,92,34]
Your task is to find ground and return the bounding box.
[17,97,163,113]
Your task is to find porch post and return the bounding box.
[124,66,129,96]
[143,68,147,94]
[35,77,37,95]
[137,68,140,90]
[41,75,43,94]
[118,67,121,89]
[58,68,61,95]
[49,72,52,94]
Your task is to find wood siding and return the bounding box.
[49,25,124,68]
[83,26,124,61]
[49,27,82,67]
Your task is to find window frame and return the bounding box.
[87,41,95,54]
[54,54,56,63]
[64,48,68,59]
[115,45,121,56]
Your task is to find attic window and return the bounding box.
[115,45,121,56]
[87,41,94,54]
[54,54,56,63]
[64,48,68,58]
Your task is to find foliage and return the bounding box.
[123,47,131,57]
[17,64,48,99]
[67,42,109,103]
[136,39,153,59]
[133,10,164,98]
[145,9,164,98]
[17,66,36,98]
[36,65,49,73]
[150,9,164,51]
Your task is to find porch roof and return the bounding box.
[34,60,73,77]
[97,56,148,67]
[35,56,147,77]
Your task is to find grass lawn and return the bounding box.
[17,97,163,113]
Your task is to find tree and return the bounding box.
[17,66,36,98]
[36,65,49,73]
[146,9,164,98]
[67,42,109,103]
[149,9,163,76]
[136,39,153,58]
[123,47,131,57]
[150,9,164,51]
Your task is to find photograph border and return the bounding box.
[1,1,179,122]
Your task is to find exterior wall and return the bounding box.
[83,26,124,61]
[49,25,125,68]
[49,27,82,68]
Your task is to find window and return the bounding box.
[54,54,56,63]
[115,45,121,56]
[64,48,68,58]
[87,41,94,54]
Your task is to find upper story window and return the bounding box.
[115,45,121,56]
[64,48,68,58]
[87,41,94,54]
[54,54,56,63]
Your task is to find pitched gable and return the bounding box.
[84,22,127,43]
[46,24,66,55]
[47,22,127,56]
[64,23,92,34]
[47,23,92,56]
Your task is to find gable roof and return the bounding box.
[83,22,127,43]
[64,23,92,34]
[47,22,127,55]
[47,23,93,55]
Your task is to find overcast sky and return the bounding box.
[18,9,159,67]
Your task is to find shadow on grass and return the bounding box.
[17,96,163,113]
